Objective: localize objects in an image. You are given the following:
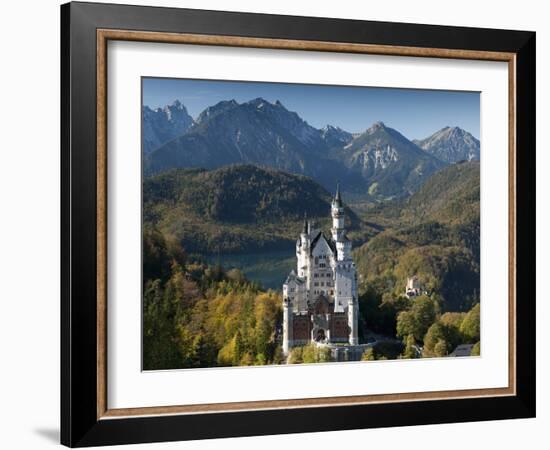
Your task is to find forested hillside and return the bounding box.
[353,161,480,358]
[143,228,284,370]
[143,164,366,254]
[142,161,481,368]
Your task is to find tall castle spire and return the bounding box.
[331,183,345,242]
[333,182,342,207]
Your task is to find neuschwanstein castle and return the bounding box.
[282,186,359,356]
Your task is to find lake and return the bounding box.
[205,249,295,290]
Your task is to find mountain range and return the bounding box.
[142,98,479,199]
[334,121,445,197]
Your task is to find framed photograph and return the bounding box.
[61,2,536,447]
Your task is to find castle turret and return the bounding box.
[336,237,352,261]
[297,215,309,279]
[348,297,359,345]
[331,183,345,243]
[301,214,308,243]
[282,296,293,354]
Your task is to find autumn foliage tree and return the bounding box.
[396,295,438,342]
[401,334,419,359]
[289,344,333,364]
[142,227,283,370]
[460,303,480,343]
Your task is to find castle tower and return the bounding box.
[331,183,345,243]
[336,238,352,262]
[282,184,360,354]
[282,297,293,354]
[297,215,309,279]
[301,214,308,240]
[348,297,359,345]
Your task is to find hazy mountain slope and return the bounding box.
[414,126,480,163]
[335,122,446,198]
[144,100,449,199]
[142,100,194,154]
[401,160,480,225]
[320,125,353,149]
[146,98,322,171]
[145,98,358,189]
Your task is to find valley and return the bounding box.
[143,159,480,315]
[204,249,295,290]
[141,93,481,368]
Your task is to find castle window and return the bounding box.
[314,273,318,278]
[321,282,324,286]
[314,282,319,287]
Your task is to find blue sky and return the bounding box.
[143,77,480,140]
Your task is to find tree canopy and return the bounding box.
[143,228,283,370]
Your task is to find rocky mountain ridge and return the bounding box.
[143,98,479,199]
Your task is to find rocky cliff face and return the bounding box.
[144,98,353,189]
[320,124,353,149]
[336,122,445,197]
[143,99,482,200]
[142,100,194,154]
